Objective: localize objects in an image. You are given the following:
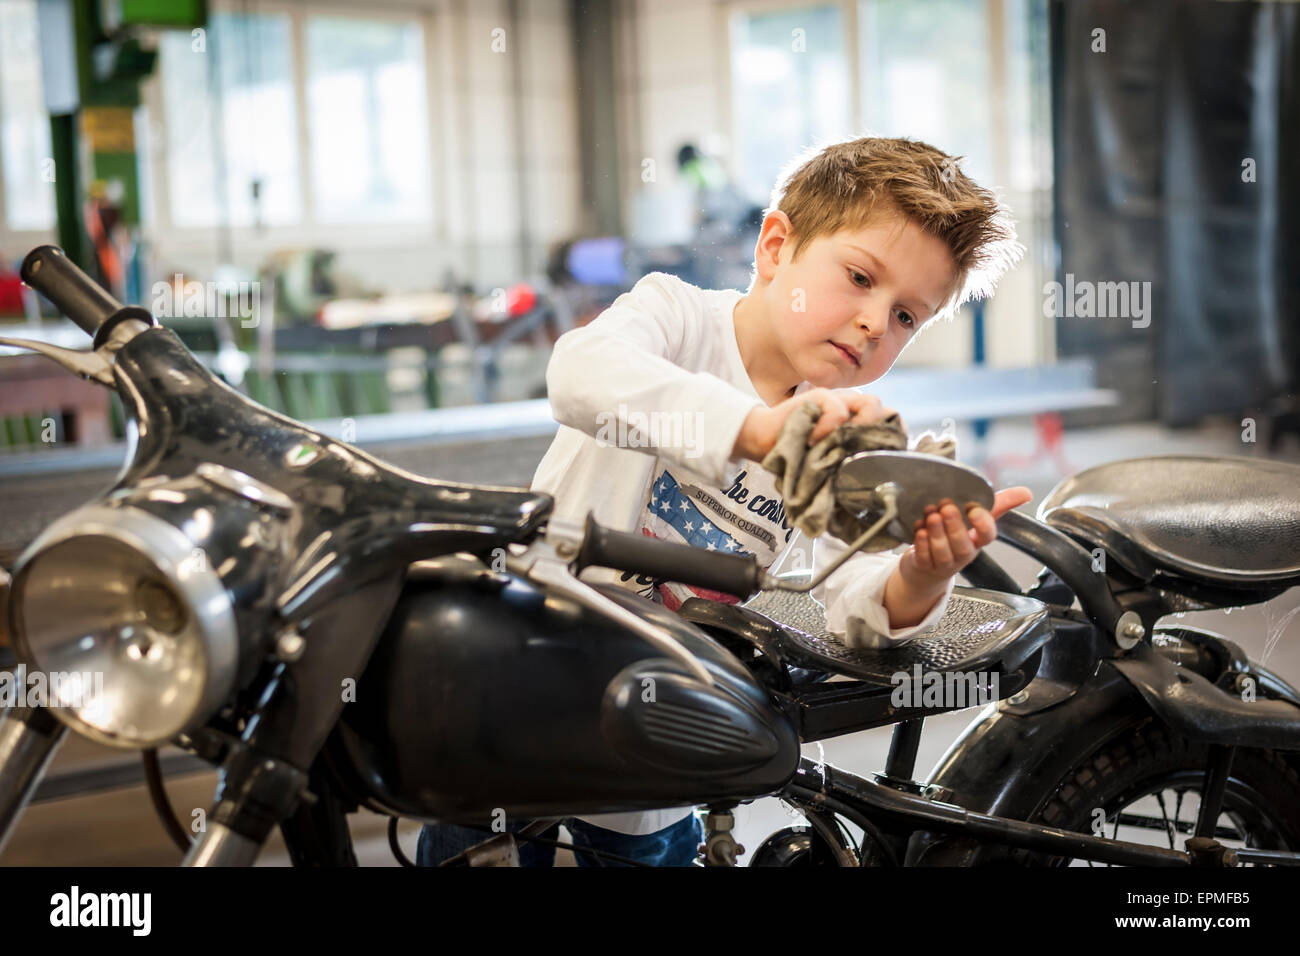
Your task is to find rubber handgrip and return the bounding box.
[20,245,123,338]
[576,513,762,599]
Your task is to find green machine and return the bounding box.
[6,1,207,448]
[36,0,206,286]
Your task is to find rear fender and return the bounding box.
[908,625,1300,865]
[1111,641,1300,751]
[907,661,1150,865]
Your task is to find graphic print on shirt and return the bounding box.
[620,466,794,610]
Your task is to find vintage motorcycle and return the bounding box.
[1,244,1299,867]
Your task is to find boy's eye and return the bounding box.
[897,311,916,330]
[849,269,870,288]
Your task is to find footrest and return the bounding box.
[737,573,1052,685]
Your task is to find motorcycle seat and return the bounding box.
[1038,456,1300,589]
[682,573,1051,687]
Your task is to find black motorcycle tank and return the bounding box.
[328,567,801,822]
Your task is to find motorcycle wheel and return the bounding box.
[1017,717,1300,866]
[749,825,840,866]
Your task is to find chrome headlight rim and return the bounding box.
[10,503,240,749]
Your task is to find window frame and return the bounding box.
[145,0,441,252]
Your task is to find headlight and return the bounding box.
[9,504,238,748]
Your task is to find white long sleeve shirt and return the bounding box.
[531,271,953,835]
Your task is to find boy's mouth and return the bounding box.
[830,340,861,367]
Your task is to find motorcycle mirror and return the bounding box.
[833,450,995,544]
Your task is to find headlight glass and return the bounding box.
[11,506,238,748]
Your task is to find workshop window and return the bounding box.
[729,3,851,206]
[304,16,430,224]
[0,0,56,231]
[159,11,302,228]
[729,0,1051,203]
[860,0,994,189]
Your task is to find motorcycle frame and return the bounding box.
[3,444,1298,867]
[269,518,1300,869]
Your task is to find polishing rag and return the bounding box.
[760,400,957,549]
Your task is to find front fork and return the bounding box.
[0,707,68,858]
[0,706,300,867]
[183,821,268,866]
[185,576,402,866]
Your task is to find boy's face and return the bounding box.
[754,211,958,390]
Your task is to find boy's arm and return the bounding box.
[809,532,954,648]
[547,274,763,486]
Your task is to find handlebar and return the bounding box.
[20,245,154,348]
[574,513,764,600]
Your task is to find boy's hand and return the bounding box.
[889,487,1034,623]
[902,486,1032,585]
[733,387,894,461]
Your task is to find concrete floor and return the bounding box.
[3,413,1299,866]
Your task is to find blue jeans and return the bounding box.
[416,812,703,867]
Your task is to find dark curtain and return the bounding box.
[1051,0,1300,426]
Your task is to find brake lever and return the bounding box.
[0,317,151,386]
[506,518,716,687]
[0,336,114,386]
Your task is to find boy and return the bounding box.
[417,136,1029,867]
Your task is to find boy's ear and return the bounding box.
[754,210,794,281]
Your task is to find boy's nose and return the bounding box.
[855,307,889,341]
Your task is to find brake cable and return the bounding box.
[143,748,192,854]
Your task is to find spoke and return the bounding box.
[1070,770,1286,867]
[1154,789,1176,849]
[1115,811,1180,833]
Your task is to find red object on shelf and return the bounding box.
[0,271,25,316]
[981,412,1075,486]
[506,283,537,317]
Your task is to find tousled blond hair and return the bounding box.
[766,136,1022,319]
